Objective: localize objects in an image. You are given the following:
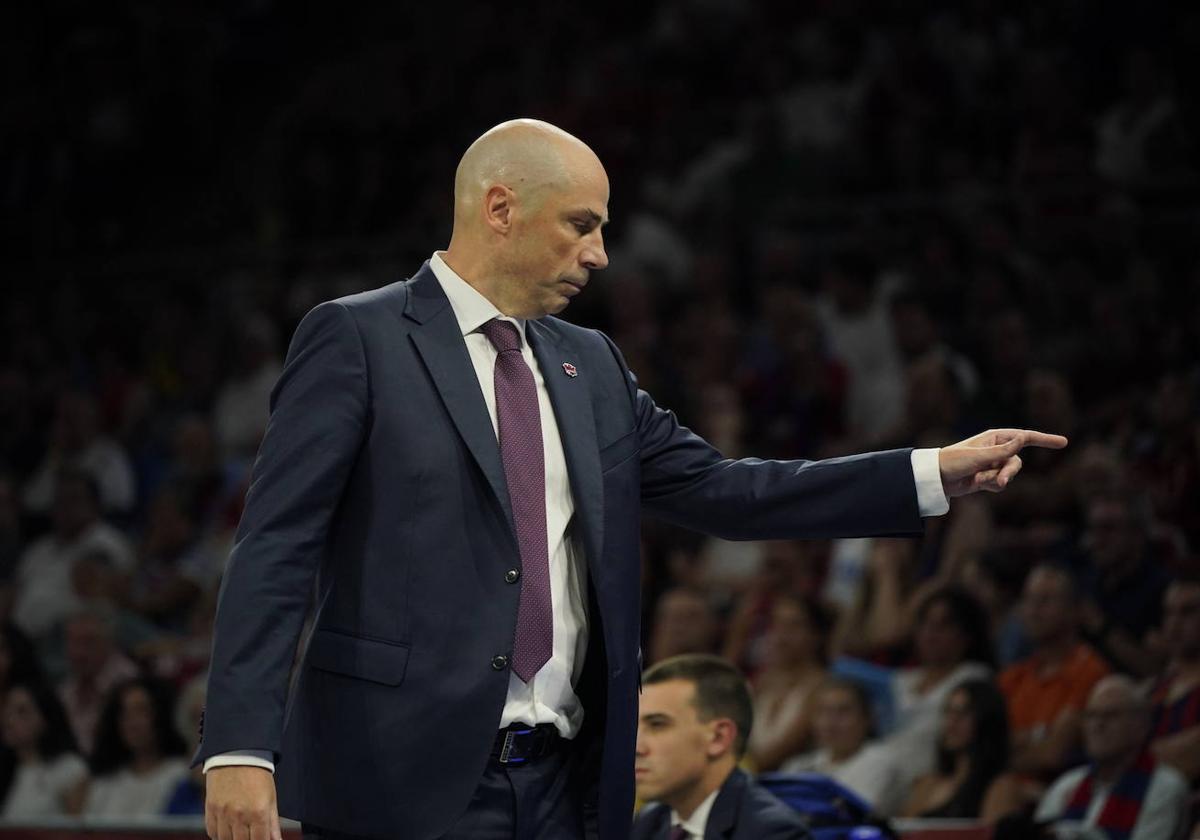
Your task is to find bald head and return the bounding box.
[1083,674,1149,766]
[1089,675,1147,714]
[442,119,610,319]
[453,119,600,229]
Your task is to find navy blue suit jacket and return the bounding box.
[196,262,922,840]
[631,768,813,840]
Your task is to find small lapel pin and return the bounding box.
[562,362,578,377]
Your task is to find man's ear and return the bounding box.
[706,719,738,759]
[483,184,514,234]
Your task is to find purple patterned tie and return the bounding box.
[669,826,689,840]
[479,319,552,683]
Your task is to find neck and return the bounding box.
[15,746,39,765]
[1093,750,1138,785]
[672,760,734,823]
[130,751,161,774]
[953,752,972,780]
[440,246,519,317]
[779,661,821,679]
[1036,634,1076,665]
[829,742,861,763]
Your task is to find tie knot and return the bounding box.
[479,319,523,354]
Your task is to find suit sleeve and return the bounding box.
[601,343,922,541]
[196,301,369,764]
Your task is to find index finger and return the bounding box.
[1020,431,1069,449]
[994,429,1068,449]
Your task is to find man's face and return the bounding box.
[1163,583,1200,659]
[1020,568,1074,643]
[813,686,869,757]
[635,680,721,805]
[503,155,609,318]
[1083,682,1146,764]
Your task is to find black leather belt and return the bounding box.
[490,722,561,765]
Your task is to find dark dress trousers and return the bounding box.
[630,768,814,840]
[195,262,923,840]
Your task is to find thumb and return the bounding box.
[272,807,283,840]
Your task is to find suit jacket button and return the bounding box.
[505,569,520,584]
[491,655,509,670]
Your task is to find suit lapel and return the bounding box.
[405,265,517,540]
[527,318,604,573]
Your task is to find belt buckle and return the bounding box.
[498,727,534,765]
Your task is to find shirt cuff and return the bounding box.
[203,751,276,774]
[911,448,949,518]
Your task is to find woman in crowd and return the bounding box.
[76,677,189,818]
[0,680,88,817]
[879,585,994,785]
[782,677,906,815]
[901,679,1024,822]
[748,593,833,771]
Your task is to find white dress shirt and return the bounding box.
[204,256,949,774]
[671,787,720,839]
[429,252,590,739]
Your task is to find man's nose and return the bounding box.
[582,235,608,271]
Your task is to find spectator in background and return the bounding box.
[782,677,905,816]
[633,654,811,840]
[58,610,139,756]
[163,415,243,532]
[814,254,904,444]
[888,291,979,404]
[0,624,44,695]
[0,680,88,817]
[960,552,1030,668]
[877,585,994,787]
[70,546,162,657]
[77,677,189,818]
[1148,578,1200,784]
[1078,490,1170,677]
[724,540,822,679]
[1095,49,1186,186]
[0,476,21,588]
[165,673,207,815]
[213,314,282,462]
[22,392,136,516]
[12,470,134,644]
[125,485,216,632]
[646,588,721,666]
[1036,675,1188,840]
[1000,564,1110,780]
[901,679,1024,823]
[747,594,832,772]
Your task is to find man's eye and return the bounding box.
[573,222,591,233]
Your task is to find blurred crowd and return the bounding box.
[2,0,1198,829]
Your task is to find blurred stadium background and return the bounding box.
[1,0,1197,835]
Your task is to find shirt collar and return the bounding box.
[671,787,720,839]
[429,252,526,342]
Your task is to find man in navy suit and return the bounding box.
[632,655,811,839]
[199,118,1067,840]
